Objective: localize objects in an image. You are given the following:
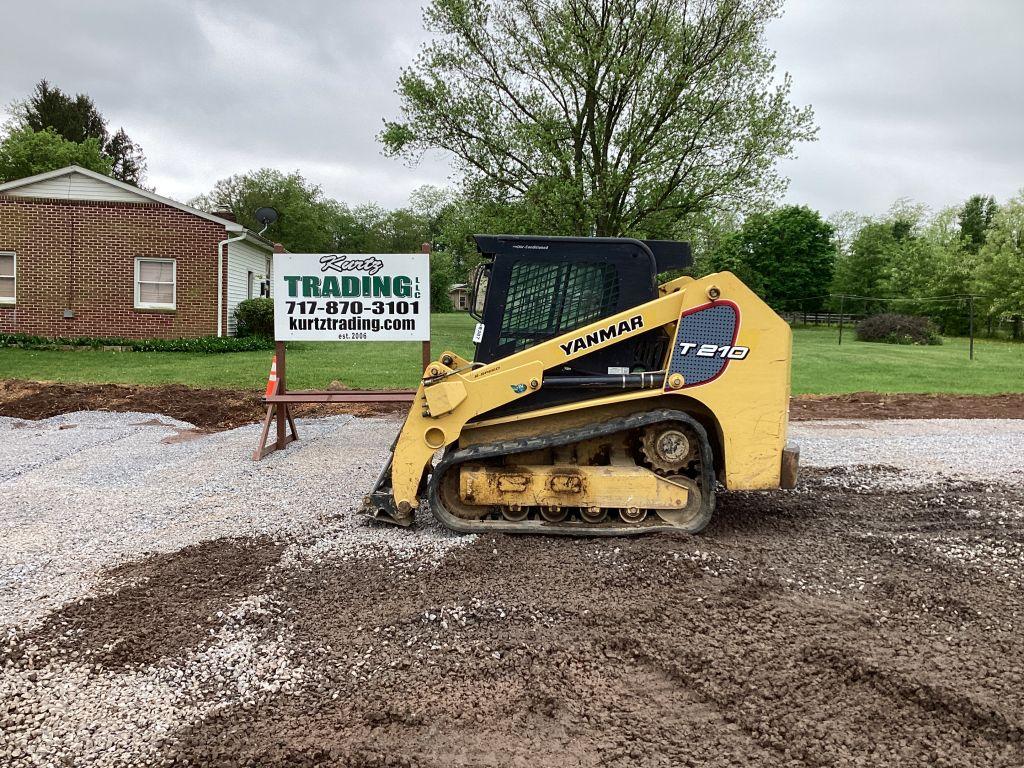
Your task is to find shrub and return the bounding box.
[0,333,274,354]
[234,298,275,337]
[855,313,942,345]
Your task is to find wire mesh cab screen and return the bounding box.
[470,235,664,368]
[497,261,619,354]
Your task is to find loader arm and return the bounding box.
[364,270,793,527]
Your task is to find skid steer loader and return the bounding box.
[363,235,798,535]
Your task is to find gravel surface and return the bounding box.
[2,412,1023,767]
[0,411,464,629]
[790,419,1024,486]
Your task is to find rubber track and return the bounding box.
[428,409,716,536]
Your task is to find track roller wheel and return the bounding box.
[502,505,528,522]
[541,506,567,522]
[581,506,607,524]
[620,507,647,524]
[654,475,703,527]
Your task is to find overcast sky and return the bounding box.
[2,0,1020,219]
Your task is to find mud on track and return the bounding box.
[9,468,1024,767]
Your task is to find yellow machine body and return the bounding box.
[363,268,795,535]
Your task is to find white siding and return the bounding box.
[4,171,151,203]
[226,240,272,335]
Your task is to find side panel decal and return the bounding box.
[665,301,741,389]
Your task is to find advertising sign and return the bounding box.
[272,253,430,341]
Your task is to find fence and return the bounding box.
[780,293,979,359]
[782,311,862,327]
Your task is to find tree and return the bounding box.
[104,128,147,186]
[20,79,107,144]
[919,206,975,334]
[12,79,146,184]
[705,205,835,311]
[830,222,897,313]
[381,0,816,237]
[958,194,998,254]
[974,191,1024,339]
[191,169,356,253]
[0,126,111,182]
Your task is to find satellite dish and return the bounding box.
[254,207,279,227]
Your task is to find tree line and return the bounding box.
[693,194,1024,339]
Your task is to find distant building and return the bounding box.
[449,283,470,311]
[0,165,273,339]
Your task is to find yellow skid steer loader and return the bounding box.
[363,235,798,535]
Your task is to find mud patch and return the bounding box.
[2,379,1023,430]
[160,427,213,444]
[160,472,1024,767]
[790,391,1024,420]
[21,537,284,667]
[0,379,405,430]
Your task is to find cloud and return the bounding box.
[1,0,1019,217]
[769,0,1023,216]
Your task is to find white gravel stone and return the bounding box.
[790,418,1024,486]
[0,411,469,629]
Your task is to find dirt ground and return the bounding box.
[0,380,407,429]
[11,467,1023,767]
[2,379,1024,428]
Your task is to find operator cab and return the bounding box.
[469,235,692,376]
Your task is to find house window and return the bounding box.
[0,252,14,304]
[247,271,255,299]
[134,258,176,309]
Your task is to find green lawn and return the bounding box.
[0,315,1021,395]
[789,325,1023,395]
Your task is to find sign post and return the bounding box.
[421,242,432,373]
[253,248,431,460]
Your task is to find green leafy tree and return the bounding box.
[13,79,146,185]
[0,126,111,182]
[104,128,147,187]
[919,207,975,334]
[705,205,835,311]
[381,0,816,237]
[827,210,866,258]
[703,229,765,296]
[830,222,898,313]
[345,201,455,311]
[191,169,357,253]
[974,192,1024,339]
[958,194,998,254]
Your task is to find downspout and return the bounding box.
[216,231,246,337]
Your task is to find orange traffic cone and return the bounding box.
[265,354,279,398]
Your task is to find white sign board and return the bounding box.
[273,253,430,341]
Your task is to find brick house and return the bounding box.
[0,165,274,339]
